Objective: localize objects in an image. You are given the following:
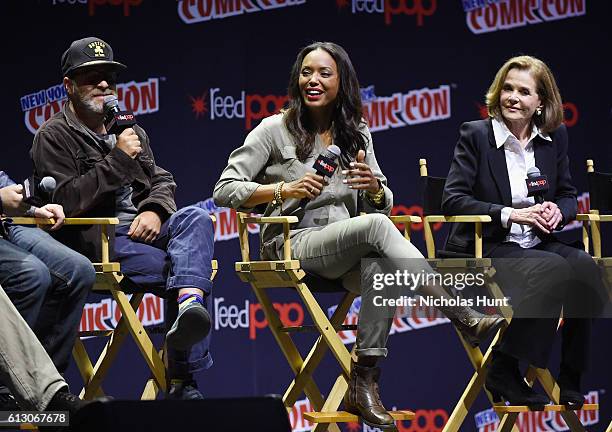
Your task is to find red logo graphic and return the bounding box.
[88,0,143,16]
[392,205,443,233]
[396,409,448,431]
[190,91,209,119]
[337,0,437,26]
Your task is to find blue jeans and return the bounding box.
[0,225,95,373]
[113,203,214,376]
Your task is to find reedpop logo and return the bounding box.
[51,0,142,16]
[336,0,437,26]
[189,88,288,130]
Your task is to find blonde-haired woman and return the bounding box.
[443,55,604,407]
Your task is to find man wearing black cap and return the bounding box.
[31,37,215,400]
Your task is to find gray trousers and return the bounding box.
[0,285,66,410]
[290,213,429,358]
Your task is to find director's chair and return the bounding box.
[577,159,612,289]
[234,212,416,432]
[416,159,597,432]
[8,216,217,401]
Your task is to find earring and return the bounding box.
[536,106,542,116]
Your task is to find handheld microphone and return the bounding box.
[22,176,56,205]
[526,166,549,204]
[296,145,342,211]
[103,95,136,135]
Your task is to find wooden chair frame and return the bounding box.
[235,212,417,432]
[416,159,596,432]
[9,216,218,401]
[577,159,612,294]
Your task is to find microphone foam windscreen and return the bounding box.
[103,95,119,111]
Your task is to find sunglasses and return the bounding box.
[72,68,118,85]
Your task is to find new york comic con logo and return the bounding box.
[463,0,586,34]
[177,0,306,24]
[335,0,437,26]
[19,78,160,135]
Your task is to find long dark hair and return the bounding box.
[284,42,367,166]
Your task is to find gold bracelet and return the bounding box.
[366,181,385,207]
[272,181,285,209]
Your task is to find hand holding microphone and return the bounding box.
[287,145,341,211]
[283,172,325,200]
[116,128,142,159]
[103,95,141,158]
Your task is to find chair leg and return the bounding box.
[72,338,106,398]
[496,413,519,432]
[284,292,356,407]
[113,290,167,393]
[141,348,166,400]
[294,282,351,376]
[311,375,349,432]
[252,286,326,411]
[533,367,586,432]
[81,303,134,399]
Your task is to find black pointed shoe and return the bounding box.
[485,351,550,407]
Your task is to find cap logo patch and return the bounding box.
[87,41,107,58]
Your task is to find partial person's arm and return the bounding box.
[359,126,393,215]
[132,126,177,221]
[442,122,506,226]
[32,127,141,217]
[213,123,275,211]
[551,124,578,228]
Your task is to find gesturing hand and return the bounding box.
[128,211,162,243]
[282,173,325,200]
[342,150,380,193]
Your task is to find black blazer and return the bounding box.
[441,119,578,256]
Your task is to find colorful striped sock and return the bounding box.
[177,293,204,312]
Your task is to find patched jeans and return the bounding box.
[113,202,215,376]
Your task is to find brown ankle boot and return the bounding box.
[344,362,397,431]
[438,304,506,347]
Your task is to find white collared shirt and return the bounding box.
[492,117,552,248]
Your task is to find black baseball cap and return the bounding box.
[61,37,127,78]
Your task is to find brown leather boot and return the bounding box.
[344,361,397,431]
[438,304,506,347]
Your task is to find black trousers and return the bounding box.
[490,239,605,371]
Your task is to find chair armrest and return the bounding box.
[237,214,298,262]
[577,213,612,258]
[389,215,422,242]
[388,215,422,224]
[240,216,299,224]
[7,217,119,225]
[422,215,491,259]
[424,215,492,223]
[576,213,599,222]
